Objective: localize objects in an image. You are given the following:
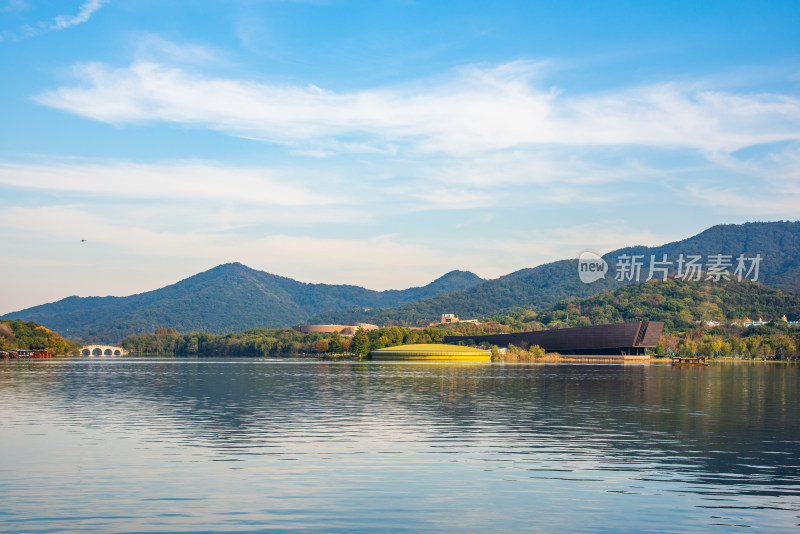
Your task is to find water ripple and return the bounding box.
[0,358,798,532]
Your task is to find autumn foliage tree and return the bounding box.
[0,319,77,354]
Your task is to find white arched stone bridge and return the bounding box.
[81,345,129,357]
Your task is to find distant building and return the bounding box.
[293,323,379,336]
[783,315,800,327]
[443,321,663,356]
[743,317,768,327]
[370,343,491,362]
[1,350,52,359]
[428,314,459,327]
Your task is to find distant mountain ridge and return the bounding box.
[609,221,800,291]
[5,221,799,343]
[309,221,800,326]
[2,264,484,343]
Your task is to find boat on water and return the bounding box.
[671,356,709,366]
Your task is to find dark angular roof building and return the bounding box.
[443,321,664,356]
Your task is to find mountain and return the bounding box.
[308,259,621,326]
[6,221,799,342]
[610,221,800,291]
[309,221,800,326]
[1,264,484,343]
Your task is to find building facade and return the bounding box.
[443,321,664,356]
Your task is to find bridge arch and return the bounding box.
[81,345,129,357]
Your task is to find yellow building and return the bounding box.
[370,343,491,361]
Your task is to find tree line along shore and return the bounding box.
[3,319,798,361]
[0,319,78,355]
[4,276,800,360]
[115,320,800,361]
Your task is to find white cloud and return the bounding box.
[50,0,107,31]
[0,150,642,224]
[35,60,800,156]
[0,160,339,207]
[132,34,227,66]
[685,185,800,216]
[3,0,108,40]
[687,142,800,214]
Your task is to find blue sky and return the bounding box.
[1,0,799,314]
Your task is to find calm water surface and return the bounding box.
[0,358,798,532]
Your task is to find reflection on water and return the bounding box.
[1,359,798,532]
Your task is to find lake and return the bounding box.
[0,359,798,532]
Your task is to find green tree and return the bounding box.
[350,328,370,358]
[772,334,796,360]
[328,331,345,353]
[745,336,761,358]
[185,336,199,354]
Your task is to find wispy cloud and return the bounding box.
[2,0,28,13]
[0,160,339,207]
[31,58,800,221]
[132,34,227,66]
[50,0,107,30]
[685,185,800,216]
[35,60,800,156]
[3,0,108,40]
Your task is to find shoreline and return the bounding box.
[12,353,797,364]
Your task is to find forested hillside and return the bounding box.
[4,221,799,342]
[482,278,800,333]
[309,259,622,326]
[120,277,800,360]
[311,221,800,326]
[2,264,483,343]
